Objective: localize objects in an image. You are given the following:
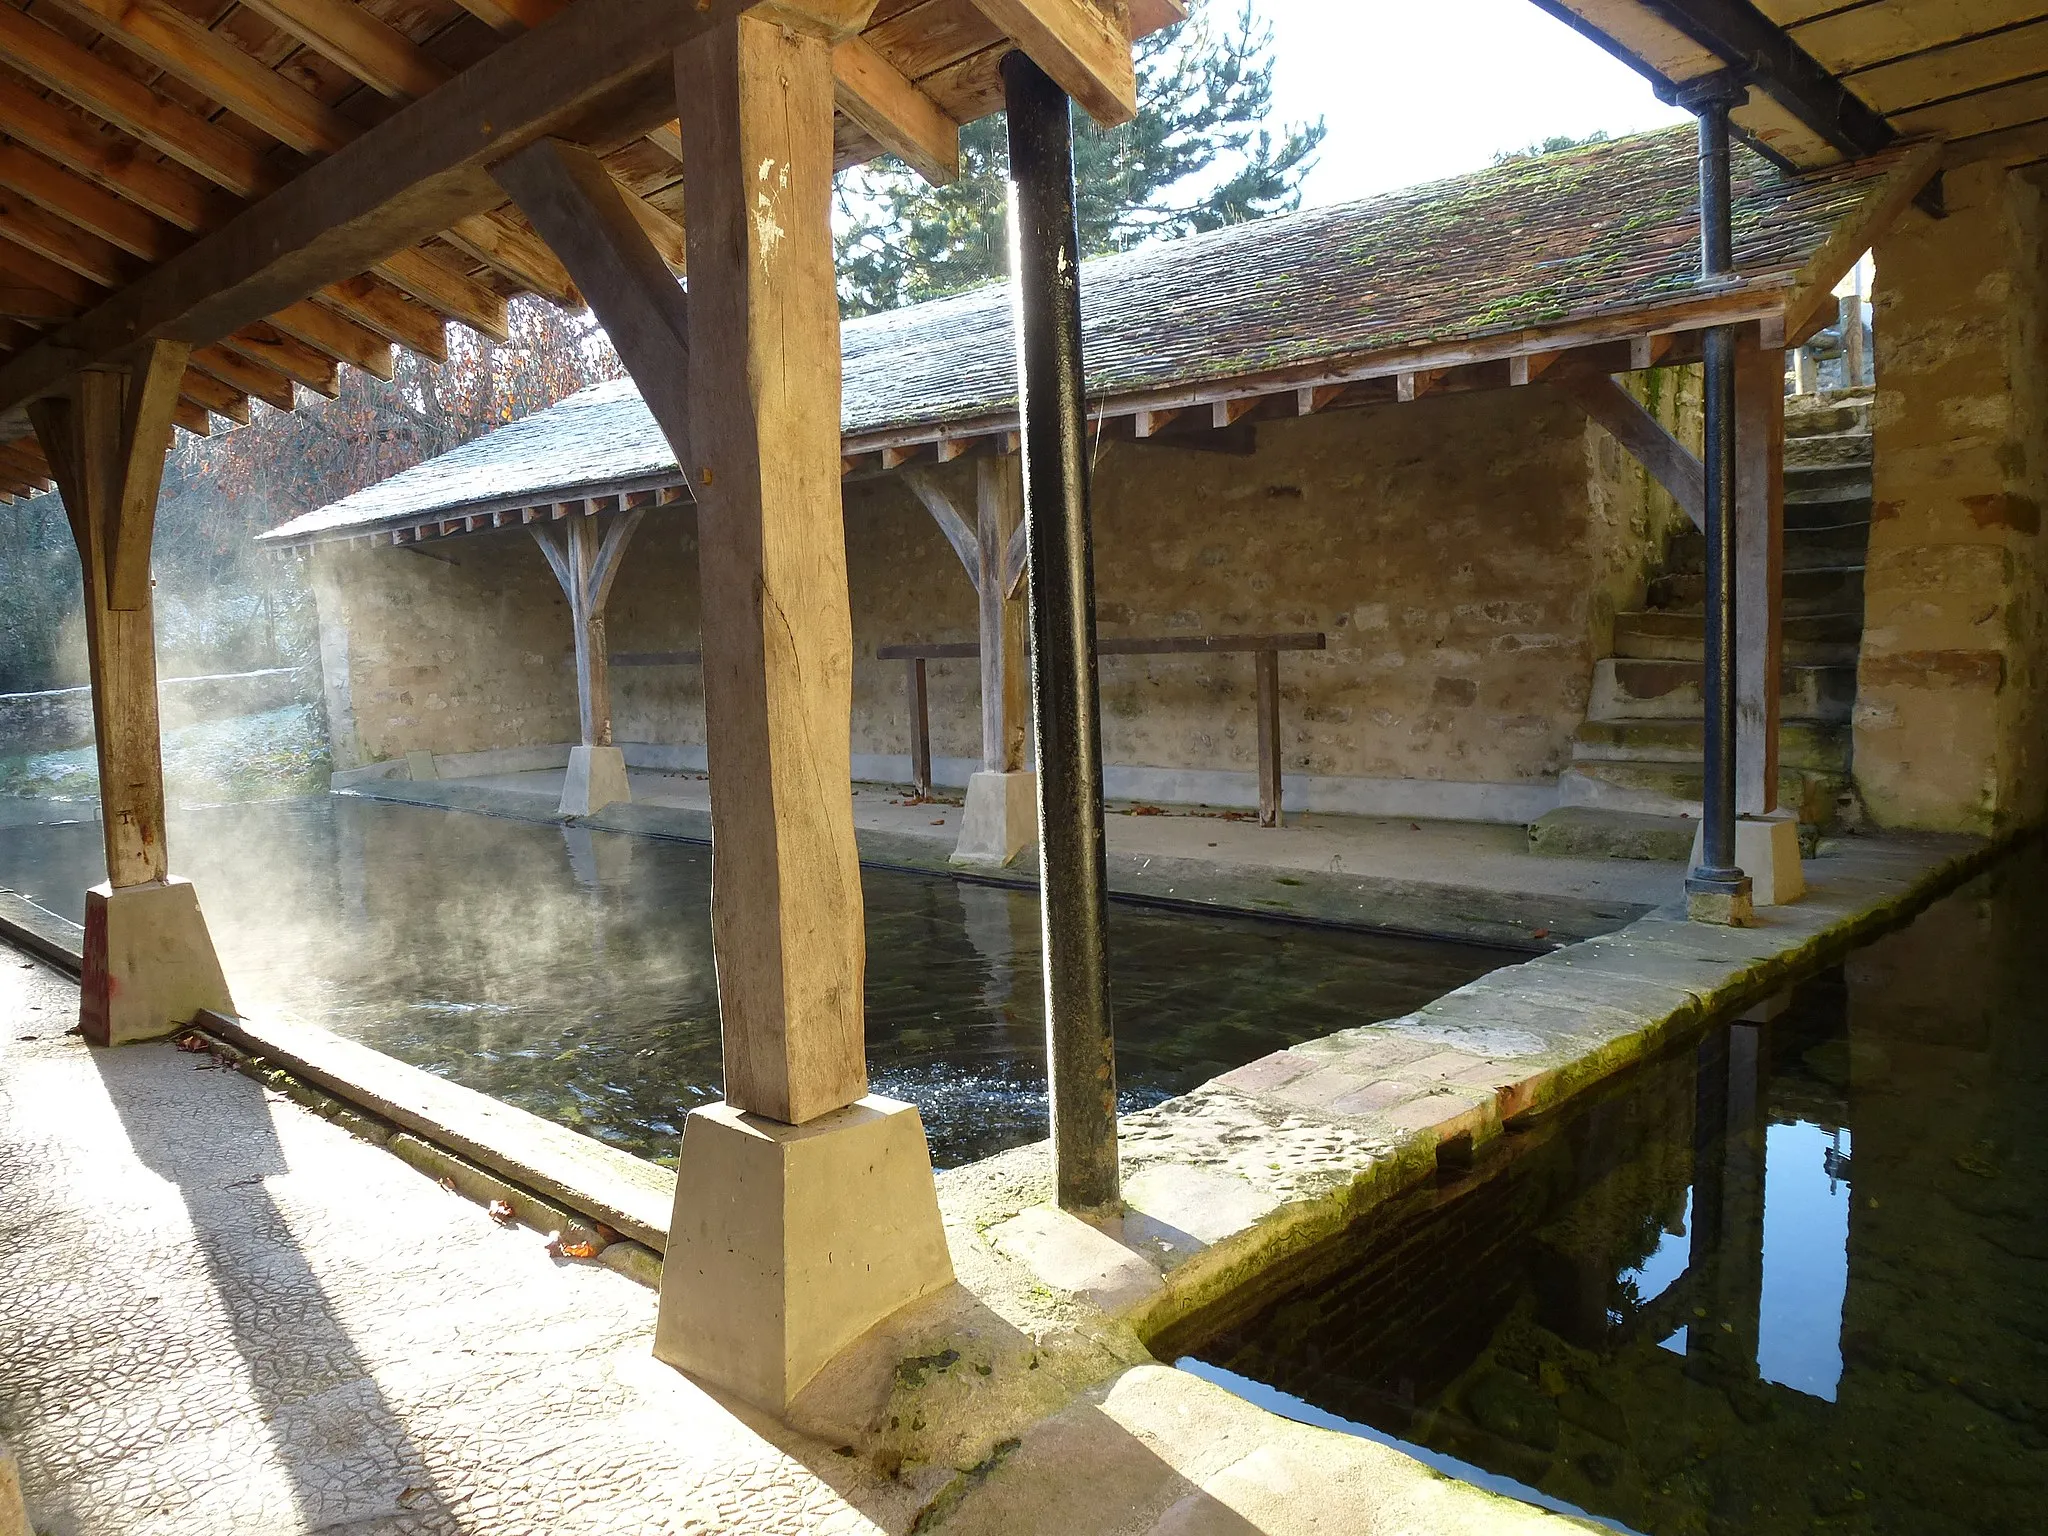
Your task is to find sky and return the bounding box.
[1253,0,1691,207]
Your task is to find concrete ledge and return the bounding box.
[195,1009,675,1251]
[0,890,83,976]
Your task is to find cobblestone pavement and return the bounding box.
[0,950,925,1536]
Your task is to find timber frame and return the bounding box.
[0,0,1184,501]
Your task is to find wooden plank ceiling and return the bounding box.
[1542,0,2048,175]
[0,0,1180,501]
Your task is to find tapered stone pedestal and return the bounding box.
[951,770,1037,867]
[653,1095,954,1415]
[560,744,629,818]
[1690,811,1804,907]
[80,878,234,1046]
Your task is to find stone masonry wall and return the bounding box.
[1861,162,2048,833]
[309,379,1692,801]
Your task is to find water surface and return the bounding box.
[1184,842,2048,1535]
[0,794,1509,1167]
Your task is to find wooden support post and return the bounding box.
[29,354,184,888]
[978,454,1028,773]
[533,510,642,749]
[906,655,931,798]
[27,343,233,1044]
[1255,646,1281,828]
[673,11,867,1127]
[1838,292,1867,389]
[1736,340,1785,819]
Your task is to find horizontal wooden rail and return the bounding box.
[878,631,1326,823]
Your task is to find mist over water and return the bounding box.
[0,793,1509,1166]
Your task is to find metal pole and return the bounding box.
[1004,49,1119,1216]
[1680,74,1753,926]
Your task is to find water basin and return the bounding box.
[0,793,1512,1168]
[1179,841,2048,1535]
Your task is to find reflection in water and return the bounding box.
[1185,843,2048,1536]
[0,794,1508,1168]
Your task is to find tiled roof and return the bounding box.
[264,125,1903,544]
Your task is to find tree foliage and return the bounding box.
[1492,129,1611,166]
[0,299,619,694]
[835,0,1324,316]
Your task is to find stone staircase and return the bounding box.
[1537,392,1872,856]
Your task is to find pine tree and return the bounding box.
[835,0,1324,317]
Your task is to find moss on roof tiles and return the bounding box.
[265,124,1902,543]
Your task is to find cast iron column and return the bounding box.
[1004,49,1119,1216]
[1681,74,1754,925]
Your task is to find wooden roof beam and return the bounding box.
[0,0,775,413]
[190,343,296,412]
[375,248,511,341]
[969,0,1138,127]
[832,34,961,185]
[221,322,343,398]
[268,299,397,380]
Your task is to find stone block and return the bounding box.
[989,1204,1164,1314]
[559,744,630,818]
[1689,812,1805,906]
[951,770,1037,867]
[404,749,438,781]
[654,1095,953,1415]
[1527,805,1695,862]
[80,878,234,1046]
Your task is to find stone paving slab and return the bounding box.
[0,952,932,1536]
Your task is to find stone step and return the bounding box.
[1589,657,1856,723]
[1785,429,1874,471]
[1612,609,1861,665]
[1526,805,1698,862]
[1571,716,1849,772]
[1786,497,1872,531]
[1650,566,1864,615]
[1664,522,1870,575]
[1785,393,1873,437]
[1559,762,1847,826]
[1785,463,1873,502]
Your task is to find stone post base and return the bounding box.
[951,770,1037,867]
[560,744,630,818]
[80,878,234,1046]
[1689,811,1804,907]
[653,1095,954,1415]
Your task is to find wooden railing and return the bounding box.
[875,632,1327,827]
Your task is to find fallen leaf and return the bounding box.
[438,1176,458,1193]
[930,818,946,825]
[1531,928,1550,941]
[549,1233,602,1260]
[16,1034,35,1043]
[398,1486,428,1507]
[1409,822,1421,831]
[1128,805,1164,816]
[488,1199,516,1224]
[174,1033,210,1053]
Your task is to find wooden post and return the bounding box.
[28,343,234,1044]
[1255,646,1281,828]
[1839,292,1867,389]
[1736,339,1785,819]
[29,352,186,889]
[906,655,931,798]
[675,10,867,1126]
[977,453,1028,773]
[532,508,642,748]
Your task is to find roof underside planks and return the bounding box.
[0,0,1178,493]
[1542,0,2048,174]
[258,126,1935,550]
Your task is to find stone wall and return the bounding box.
[1861,162,2048,833]
[0,666,314,756]
[308,378,1694,815]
